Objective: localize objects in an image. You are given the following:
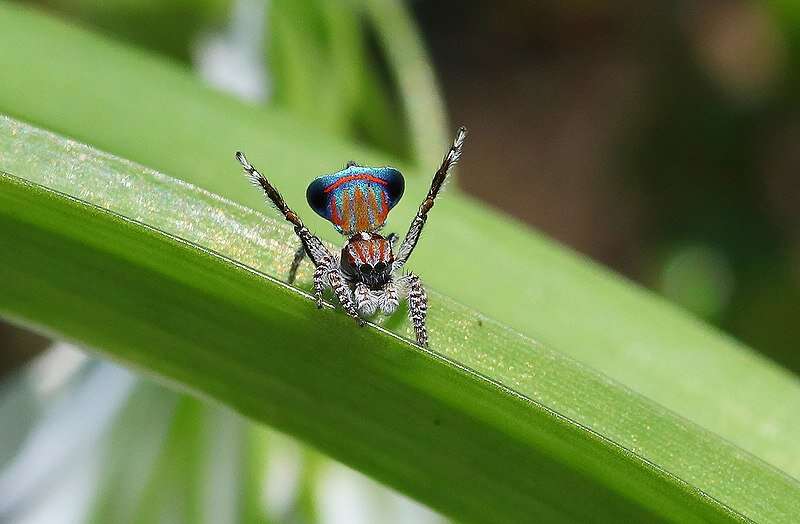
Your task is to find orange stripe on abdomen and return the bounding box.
[330,196,340,227]
[354,186,370,232]
[367,188,380,228]
[342,190,352,232]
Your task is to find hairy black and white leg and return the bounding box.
[312,264,327,309]
[237,152,332,269]
[327,268,364,325]
[354,283,377,316]
[393,127,467,272]
[397,274,428,347]
[379,282,399,315]
[287,244,306,285]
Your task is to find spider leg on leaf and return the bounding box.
[379,282,399,315]
[387,127,466,347]
[396,273,428,347]
[288,244,306,285]
[354,282,377,316]
[327,267,364,325]
[312,264,327,309]
[236,152,363,325]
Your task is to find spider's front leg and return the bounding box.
[237,151,361,325]
[327,268,365,326]
[397,273,428,347]
[312,260,363,325]
[312,264,327,308]
[288,245,306,285]
[354,283,377,316]
[379,282,399,315]
[237,151,330,263]
[393,127,466,272]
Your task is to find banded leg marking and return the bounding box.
[393,127,466,271]
[355,283,377,316]
[312,264,328,309]
[328,269,363,325]
[380,282,399,315]
[399,273,428,347]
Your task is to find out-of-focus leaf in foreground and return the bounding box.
[2,117,800,522]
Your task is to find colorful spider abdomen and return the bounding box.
[306,166,404,235]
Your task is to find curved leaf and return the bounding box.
[0,4,798,484]
[1,116,799,522]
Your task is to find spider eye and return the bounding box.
[374,262,386,272]
[360,264,373,273]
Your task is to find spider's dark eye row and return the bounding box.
[374,262,387,272]
[360,264,372,273]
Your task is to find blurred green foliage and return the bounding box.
[408,1,800,374]
[617,2,800,371]
[3,0,800,522]
[39,0,231,59]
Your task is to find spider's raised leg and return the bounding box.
[237,152,334,269]
[393,127,467,271]
[397,273,428,347]
[237,152,363,325]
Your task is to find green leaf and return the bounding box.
[0,4,799,487]
[2,116,800,522]
[362,0,450,167]
[42,0,232,61]
[265,0,441,163]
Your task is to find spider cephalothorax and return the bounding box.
[341,232,395,290]
[236,126,467,347]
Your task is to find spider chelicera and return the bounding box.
[235,126,467,347]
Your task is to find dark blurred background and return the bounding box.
[415,0,800,372]
[2,0,798,372]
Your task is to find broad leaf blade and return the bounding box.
[2,116,800,522]
[0,5,798,483]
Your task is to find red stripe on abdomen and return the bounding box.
[323,174,388,193]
